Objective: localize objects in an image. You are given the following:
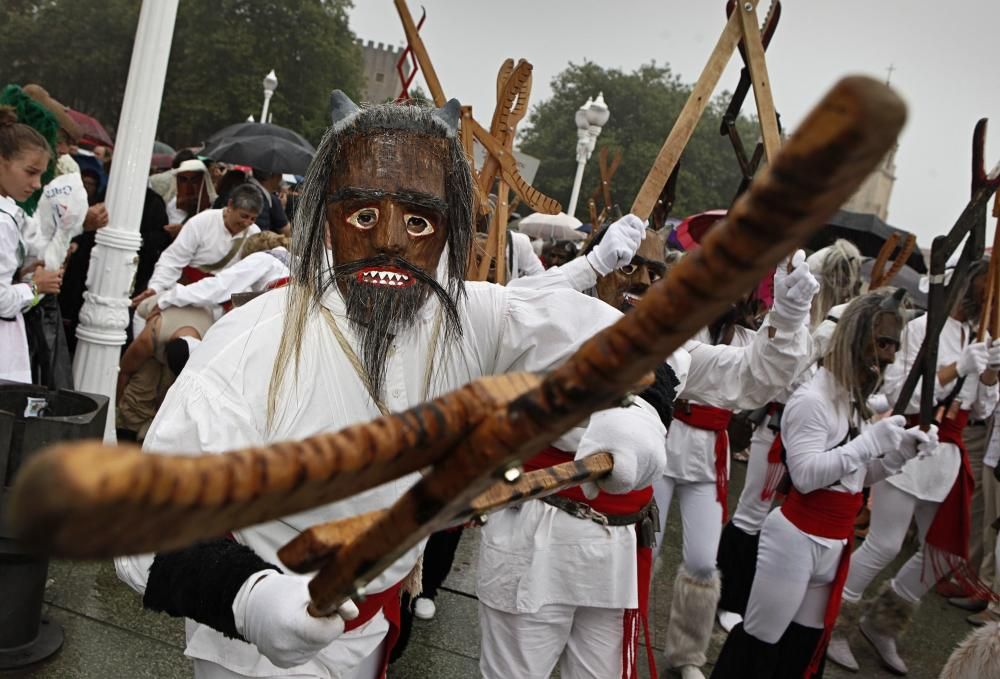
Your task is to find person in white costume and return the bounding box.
[711,289,937,679]
[132,183,263,307]
[115,94,666,679]
[0,107,60,383]
[477,228,820,679]
[828,259,1000,675]
[716,240,864,634]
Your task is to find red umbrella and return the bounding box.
[66,109,114,148]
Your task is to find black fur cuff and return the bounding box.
[639,362,680,430]
[143,538,280,640]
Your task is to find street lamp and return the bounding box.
[261,69,278,123]
[566,92,610,218]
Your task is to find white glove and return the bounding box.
[770,250,820,330]
[586,214,646,276]
[857,414,907,460]
[882,424,939,473]
[234,571,360,669]
[988,339,1000,370]
[867,393,891,415]
[575,402,666,498]
[957,341,989,377]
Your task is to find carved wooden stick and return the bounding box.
[9,374,540,557]
[278,453,614,574]
[303,77,907,614]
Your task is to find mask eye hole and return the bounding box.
[619,263,638,275]
[405,214,435,237]
[347,207,379,230]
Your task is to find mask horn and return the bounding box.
[879,286,908,312]
[432,98,462,136]
[329,90,361,127]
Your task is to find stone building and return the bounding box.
[357,39,411,104]
[843,142,898,221]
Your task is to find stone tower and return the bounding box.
[842,142,898,220]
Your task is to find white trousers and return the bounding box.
[192,640,384,679]
[653,477,723,577]
[743,510,842,643]
[731,426,778,535]
[479,602,624,679]
[843,480,939,604]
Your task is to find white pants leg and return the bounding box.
[732,426,778,535]
[678,481,724,578]
[744,510,844,643]
[192,642,383,679]
[479,602,623,679]
[843,481,938,603]
[653,476,724,574]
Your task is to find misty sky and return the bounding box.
[348,0,1000,247]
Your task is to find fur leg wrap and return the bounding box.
[865,581,917,639]
[143,538,280,640]
[834,597,864,635]
[939,622,1000,679]
[665,566,721,668]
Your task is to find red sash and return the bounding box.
[180,265,213,285]
[906,411,996,599]
[525,447,656,679]
[673,404,733,522]
[761,403,786,501]
[266,276,290,290]
[781,488,863,679]
[343,580,403,679]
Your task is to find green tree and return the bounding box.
[519,61,761,222]
[0,0,363,147]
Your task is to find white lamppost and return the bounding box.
[261,69,278,123]
[566,92,610,218]
[74,0,179,442]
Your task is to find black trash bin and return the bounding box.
[0,380,108,669]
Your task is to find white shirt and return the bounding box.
[508,231,545,280]
[479,311,813,612]
[117,281,624,677]
[781,367,895,547]
[156,249,289,312]
[883,314,999,502]
[0,196,32,383]
[147,209,260,293]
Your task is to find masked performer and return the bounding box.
[711,289,938,679]
[716,240,864,633]
[477,227,820,679]
[114,94,666,679]
[827,260,1000,675]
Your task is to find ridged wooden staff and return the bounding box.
[9,78,905,605]
[298,76,907,614]
[8,375,541,558]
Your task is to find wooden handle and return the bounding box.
[302,77,908,614]
[278,453,615,576]
[8,373,540,557]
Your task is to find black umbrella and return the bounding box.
[806,209,927,274]
[201,135,314,176]
[861,258,928,309]
[205,122,315,153]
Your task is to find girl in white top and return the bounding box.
[0,105,60,383]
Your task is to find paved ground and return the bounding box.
[3,461,977,679]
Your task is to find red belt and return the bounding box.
[782,488,863,679]
[673,404,733,522]
[525,447,656,679]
